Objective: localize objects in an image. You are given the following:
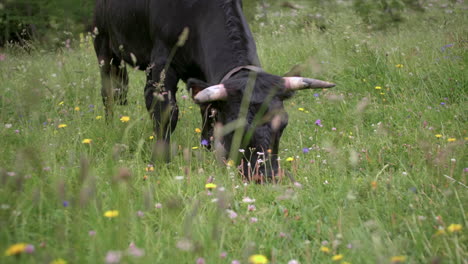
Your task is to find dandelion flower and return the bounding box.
[4,243,27,256]
[145,166,154,172]
[58,124,67,128]
[435,134,442,138]
[96,116,103,120]
[248,254,268,264]
[195,128,201,133]
[82,139,92,144]
[447,224,462,233]
[298,107,305,111]
[227,160,235,167]
[149,135,154,140]
[286,157,294,162]
[192,146,199,150]
[331,254,344,261]
[50,258,67,264]
[120,116,130,122]
[390,256,406,263]
[74,106,80,111]
[104,210,119,218]
[58,101,64,106]
[375,86,382,90]
[447,138,456,142]
[395,64,404,68]
[320,246,330,253]
[205,183,217,190]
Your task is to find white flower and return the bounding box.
[242,197,256,203]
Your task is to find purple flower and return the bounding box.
[440,43,454,52]
[196,257,206,264]
[315,119,323,127]
[248,204,256,211]
[105,251,122,264]
[226,209,237,219]
[313,93,319,97]
[24,244,35,254]
[62,201,69,207]
[88,230,96,236]
[250,217,258,223]
[302,147,309,153]
[201,139,209,146]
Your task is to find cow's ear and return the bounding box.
[187,78,210,98]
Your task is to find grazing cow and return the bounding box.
[93,0,335,180]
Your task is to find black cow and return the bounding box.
[93,0,335,180]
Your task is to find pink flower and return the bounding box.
[248,204,256,211]
[220,252,227,258]
[24,244,35,254]
[196,257,206,264]
[315,119,323,127]
[137,211,144,217]
[226,209,238,219]
[250,217,258,223]
[128,243,145,257]
[105,251,122,264]
[88,230,96,236]
[231,261,241,264]
[0,54,5,61]
[155,203,162,209]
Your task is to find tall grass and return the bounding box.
[1,1,466,264]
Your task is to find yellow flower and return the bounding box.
[4,243,27,256]
[375,86,382,90]
[380,92,385,95]
[390,256,407,263]
[104,210,119,218]
[195,128,201,133]
[205,183,217,190]
[395,64,404,68]
[332,254,344,261]
[50,258,67,264]
[248,254,268,264]
[120,116,130,122]
[96,116,103,120]
[145,166,154,172]
[342,262,351,264]
[58,101,64,106]
[447,224,462,233]
[149,136,154,140]
[435,134,442,138]
[320,246,330,253]
[227,160,235,167]
[447,138,456,142]
[58,124,67,128]
[435,228,446,236]
[82,139,92,144]
[192,146,199,150]
[74,106,80,111]
[298,107,305,112]
[286,157,294,162]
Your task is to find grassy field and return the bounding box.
[1,1,467,264]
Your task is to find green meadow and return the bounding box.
[0,1,466,264]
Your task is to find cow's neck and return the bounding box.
[198,0,261,84]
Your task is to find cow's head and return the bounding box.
[188,71,335,181]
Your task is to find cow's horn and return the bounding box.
[284,77,335,90]
[193,84,228,104]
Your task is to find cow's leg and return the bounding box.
[93,34,129,117]
[145,51,179,161]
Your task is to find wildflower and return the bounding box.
[232,260,241,264]
[143,175,148,181]
[435,227,446,236]
[239,149,245,153]
[82,139,92,144]
[248,204,256,211]
[371,181,378,190]
[88,230,96,236]
[250,217,258,223]
[145,166,154,172]
[175,176,184,180]
[226,209,238,219]
[149,135,154,140]
[58,124,67,128]
[74,106,80,111]
[220,252,227,258]
[128,242,145,257]
[58,101,64,106]
[5,123,12,128]
[435,134,442,138]
[447,138,456,142]
[62,201,69,207]
[104,210,119,218]
[288,260,300,264]
[4,243,27,256]
[0,53,6,61]
[332,254,344,261]
[375,86,382,90]
[302,147,309,153]
[298,107,305,111]
[226,160,235,167]
[248,254,268,264]
[105,251,122,264]
[447,224,462,233]
[286,157,294,162]
[205,183,217,190]
[96,115,103,120]
[342,262,351,264]
[24,244,35,254]
[196,258,206,264]
[242,197,256,203]
[120,116,130,122]
[192,146,199,150]
[155,203,162,209]
[395,64,404,68]
[390,256,406,263]
[195,128,201,133]
[50,258,67,264]
[320,246,330,253]
[201,139,209,146]
[315,119,323,127]
[137,211,144,217]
